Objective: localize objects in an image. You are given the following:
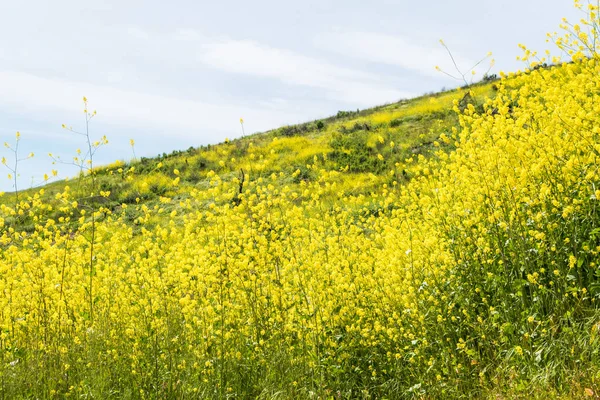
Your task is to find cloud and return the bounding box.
[315,31,488,80]
[0,70,300,140]
[126,26,150,41]
[172,29,205,42]
[178,34,413,105]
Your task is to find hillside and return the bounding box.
[2,7,600,398]
[1,82,495,232]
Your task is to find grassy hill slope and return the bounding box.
[1,82,495,232]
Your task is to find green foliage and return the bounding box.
[329,131,387,173]
[339,121,373,134]
[335,109,360,119]
[482,72,499,82]
[276,122,318,137]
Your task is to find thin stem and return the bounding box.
[440,41,469,87]
[82,105,97,325]
[13,139,19,210]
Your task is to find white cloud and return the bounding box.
[172,29,205,42]
[194,36,413,105]
[0,70,300,139]
[315,31,489,80]
[126,26,150,41]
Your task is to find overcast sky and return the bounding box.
[0,0,581,191]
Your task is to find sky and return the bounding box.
[0,0,583,192]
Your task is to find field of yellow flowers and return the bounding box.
[2,3,600,399]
